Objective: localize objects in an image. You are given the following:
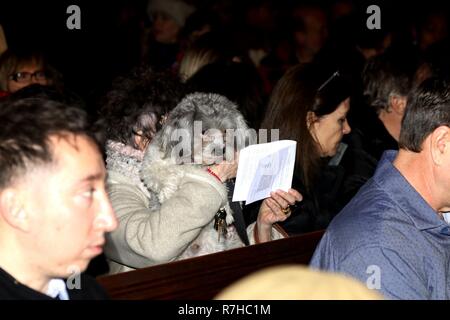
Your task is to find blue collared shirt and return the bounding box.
[310,150,450,299]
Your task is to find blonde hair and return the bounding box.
[216,265,384,300]
[179,47,221,82]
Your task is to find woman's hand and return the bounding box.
[207,152,239,182]
[256,188,302,242]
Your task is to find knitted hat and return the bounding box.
[147,0,196,27]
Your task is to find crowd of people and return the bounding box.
[0,0,450,300]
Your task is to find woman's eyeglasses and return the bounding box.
[8,70,47,83]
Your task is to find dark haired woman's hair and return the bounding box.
[261,63,350,191]
[98,66,185,149]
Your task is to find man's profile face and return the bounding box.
[22,134,117,278]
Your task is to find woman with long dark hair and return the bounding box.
[260,63,351,234]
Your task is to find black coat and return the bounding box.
[244,161,346,236]
[339,107,398,206]
[0,268,108,300]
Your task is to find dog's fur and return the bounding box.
[140,93,249,224]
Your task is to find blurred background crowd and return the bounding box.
[1,0,449,114]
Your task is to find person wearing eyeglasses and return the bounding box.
[253,63,351,235]
[0,49,53,95]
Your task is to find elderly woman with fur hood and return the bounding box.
[104,91,301,274]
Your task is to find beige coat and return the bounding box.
[104,143,285,274]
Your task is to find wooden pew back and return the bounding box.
[98,230,324,299]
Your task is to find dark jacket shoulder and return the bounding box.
[0,268,108,300]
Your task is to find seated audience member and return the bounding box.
[311,77,450,300]
[0,49,59,96]
[142,0,196,70]
[258,3,328,92]
[178,36,222,82]
[360,48,419,145]
[250,63,351,235]
[98,67,184,274]
[178,32,239,82]
[0,97,117,299]
[339,48,421,204]
[415,9,448,53]
[215,265,382,300]
[104,92,301,274]
[290,4,328,65]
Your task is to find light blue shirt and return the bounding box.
[310,150,450,299]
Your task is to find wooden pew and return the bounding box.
[97,230,324,300]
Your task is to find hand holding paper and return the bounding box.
[232,140,297,204]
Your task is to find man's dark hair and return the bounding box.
[399,77,450,152]
[98,66,185,148]
[0,97,99,189]
[363,47,419,113]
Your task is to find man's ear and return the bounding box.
[430,126,450,166]
[0,189,30,232]
[389,95,408,116]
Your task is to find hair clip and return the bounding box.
[318,71,340,92]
